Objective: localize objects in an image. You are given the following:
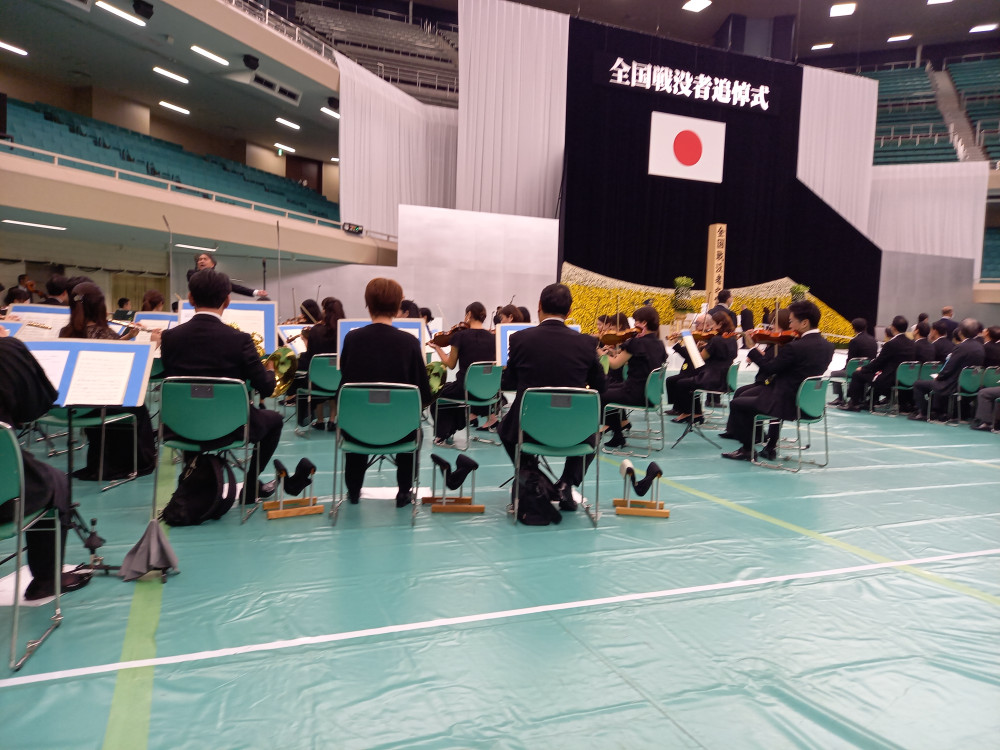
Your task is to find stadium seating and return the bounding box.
[946,58,1000,161]
[982,228,1000,283]
[4,99,340,223]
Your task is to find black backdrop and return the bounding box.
[561,19,881,324]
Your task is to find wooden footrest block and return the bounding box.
[263,497,318,511]
[615,506,670,518]
[266,504,326,520]
[612,498,665,509]
[431,503,485,514]
[421,495,472,505]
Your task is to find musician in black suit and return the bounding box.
[841,316,914,411]
[828,318,878,406]
[934,306,959,340]
[499,283,607,510]
[912,321,935,363]
[707,289,738,329]
[911,319,985,421]
[186,253,268,299]
[983,326,1000,367]
[339,279,431,506]
[721,300,834,461]
[160,270,281,502]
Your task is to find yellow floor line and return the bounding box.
[600,455,1000,608]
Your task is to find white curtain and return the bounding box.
[457,0,569,218]
[869,161,989,263]
[797,65,878,234]
[334,52,457,238]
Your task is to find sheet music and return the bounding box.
[13,321,60,341]
[222,309,266,341]
[6,309,68,337]
[30,349,70,391]
[65,351,135,406]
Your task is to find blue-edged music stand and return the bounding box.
[133,312,178,327]
[278,325,309,357]
[179,300,277,354]
[1,321,24,337]
[336,319,425,367]
[496,322,582,366]
[7,304,69,341]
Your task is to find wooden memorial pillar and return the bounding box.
[705,223,727,310]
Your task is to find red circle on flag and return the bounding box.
[673,130,702,166]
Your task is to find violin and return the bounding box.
[749,328,799,345]
[599,328,640,346]
[689,330,740,342]
[428,321,469,348]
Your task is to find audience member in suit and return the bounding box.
[912,321,935,363]
[602,306,668,448]
[186,253,267,299]
[339,278,431,507]
[934,306,959,340]
[664,310,737,426]
[160,270,282,503]
[911,319,985,421]
[929,321,955,361]
[841,316,914,411]
[982,326,1000,367]
[707,289,739,329]
[828,318,878,406]
[721,300,834,461]
[970,385,1000,431]
[0,333,90,600]
[500,283,607,511]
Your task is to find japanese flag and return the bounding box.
[648,111,726,184]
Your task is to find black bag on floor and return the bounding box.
[76,408,156,480]
[514,468,562,526]
[160,454,237,526]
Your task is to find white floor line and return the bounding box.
[2,547,998,690]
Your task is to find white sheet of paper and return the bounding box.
[222,309,266,343]
[7,311,67,336]
[30,349,70,391]
[65,350,135,406]
[13,321,60,341]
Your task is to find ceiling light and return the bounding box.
[811,43,834,50]
[275,117,300,130]
[153,66,188,84]
[2,219,67,231]
[95,1,146,26]
[887,34,913,43]
[274,143,296,153]
[0,39,28,56]
[159,101,189,115]
[330,157,340,162]
[970,23,998,33]
[190,45,229,66]
[927,0,953,4]
[320,106,341,119]
[175,243,217,252]
[682,0,712,12]
[829,3,856,17]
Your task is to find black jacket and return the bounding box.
[745,330,835,421]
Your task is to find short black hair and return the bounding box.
[916,321,930,338]
[891,315,908,333]
[46,275,69,297]
[188,269,232,308]
[466,301,487,322]
[851,318,867,333]
[931,321,949,336]
[518,306,531,323]
[917,312,929,323]
[538,283,572,317]
[117,297,129,308]
[718,289,732,304]
[419,306,433,323]
[399,299,420,319]
[17,274,28,284]
[787,299,821,329]
[987,326,1000,343]
[633,305,660,333]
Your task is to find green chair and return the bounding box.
[333,383,423,526]
[603,366,666,458]
[888,361,920,416]
[0,422,62,671]
[36,407,138,492]
[695,362,740,427]
[752,377,830,472]
[155,377,252,522]
[918,361,942,381]
[834,356,869,402]
[983,366,1000,391]
[516,387,601,527]
[434,361,503,450]
[947,366,983,424]
[295,354,341,437]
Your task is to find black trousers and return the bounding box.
[0,455,70,582]
[342,430,419,499]
[432,381,490,440]
[501,433,596,487]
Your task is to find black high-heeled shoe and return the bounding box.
[633,462,662,497]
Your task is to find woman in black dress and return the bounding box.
[667,310,739,424]
[297,296,345,428]
[602,306,667,449]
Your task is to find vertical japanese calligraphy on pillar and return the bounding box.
[705,223,726,310]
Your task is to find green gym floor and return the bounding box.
[2,391,999,749]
